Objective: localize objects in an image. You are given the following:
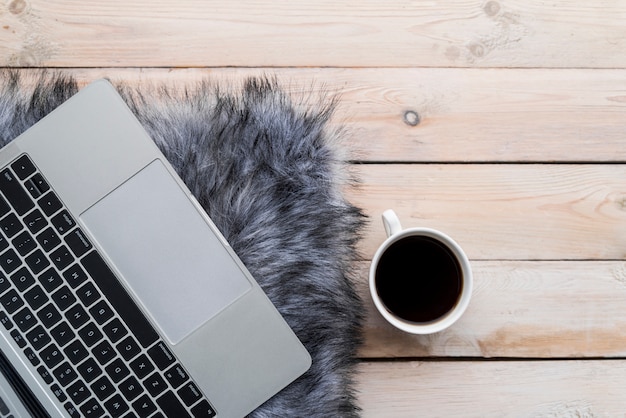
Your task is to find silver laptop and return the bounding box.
[0,80,311,417]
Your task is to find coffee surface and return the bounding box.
[375,235,462,323]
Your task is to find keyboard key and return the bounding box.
[147,342,175,370]
[14,306,37,332]
[51,210,75,235]
[64,402,81,417]
[30,173,49,195]
[157,391,191,418]
[89,300,113,325]
[50,321,75,347]
[37,365,53,384]
[0,397,7,415]
[25,249,50,274]
[10,329,25,347]
[164,363,189,389]
[104,393,129,418]
[65,228,92,258]
[143,372,167,397]
[63,264,88,288]
[130,354,154,380]
[24,209,47,234]
[24,284,49,310]
[117,336,141,361]
[82,251,158,348]
[25,178,43,199]
[26,325,51,350]
[39,191,62,216]
[0,311,12,330]
[24,347,40,366]
[91,375,115,401]
[12,230,36,256]
[131,394,156,418]
[191,400,217,418]
[0,195,9,217]
[0,213,22,238]
[36,227,61,252]
[76,282,100,307]
[67,380,91,405]
[51,245,74,270]
[102,318,128,343]
[77,357,102,383]
[119,376,143,401]
[0,248,22,274]
[0,233,8,253]
[105,358,130,383]
[78,322,103,347]
[92,340,115,365]
[40,343,64,369]
[11,155,36,179]
[178,382,203,407]
[51,383,67,402]
[0,289,24,314]
[80,398,105,417]
[52,286,77,311]
[37,303,62,327]
[64,340,89,365]
[66,304,89,328]
[54,361,79,387]
[0,273,10,294]
[10,267,35,291]
[0,168,34,215]
[38,268,63,292]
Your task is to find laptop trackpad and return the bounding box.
[80,160,252,344]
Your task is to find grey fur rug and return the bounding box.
[0,71,365,417]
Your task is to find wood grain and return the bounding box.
[357,360,626,417]
[350,164,626,260]
[3,0,626,414]
[357,261,626,359]
[6,67,626,163]
[1,1,625,68]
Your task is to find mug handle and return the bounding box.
[382,209,403,237]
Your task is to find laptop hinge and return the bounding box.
[0,348,50,418]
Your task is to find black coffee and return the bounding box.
[375,235,462,323]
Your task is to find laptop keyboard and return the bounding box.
[0,155,216,417]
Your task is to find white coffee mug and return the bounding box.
[369,210,472,334]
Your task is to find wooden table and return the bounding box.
[3,1,626,416]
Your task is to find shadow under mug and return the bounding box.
[369,210,472,334]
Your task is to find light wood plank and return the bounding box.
[7,67,626,163]
[5,70,626,260]
[357,360,626,417]
[350,164,626,260]
[1,1,626,68]
[357,261,626,358]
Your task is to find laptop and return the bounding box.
[0,80,311,417]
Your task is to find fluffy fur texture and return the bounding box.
[0,71,366,417]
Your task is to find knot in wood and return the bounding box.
[8,0,27,14]
[403,110,420,126]
[483,1,501,17]
[469,42,486,58]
